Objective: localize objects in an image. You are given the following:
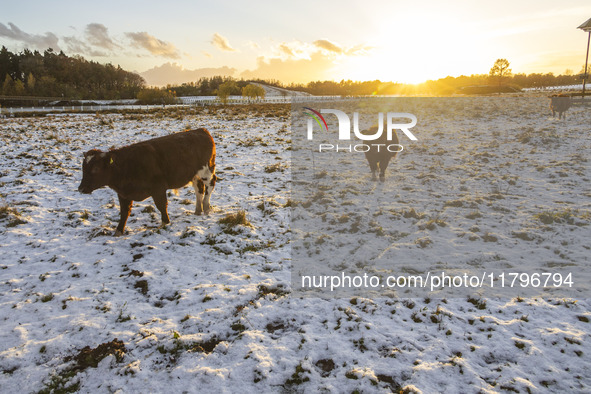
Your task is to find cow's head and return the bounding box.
[78,149,113,194]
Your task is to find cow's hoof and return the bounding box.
[114,230,124,237]
[195,210,202,215]
[379,176,385,182]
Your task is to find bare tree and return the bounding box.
[489,59,512,87]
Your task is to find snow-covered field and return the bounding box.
[0,101,590,393]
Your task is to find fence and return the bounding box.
[0,95,365,116]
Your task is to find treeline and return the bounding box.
[162,77,263,97]
[288,80,403,96]
[137,78,266,104]
[0,46,145,100]
[417,72,583,95]
[160,72,586,97]
[283,72,584,96]
[160,78,403,97]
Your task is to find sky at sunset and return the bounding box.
[1,0,590,85]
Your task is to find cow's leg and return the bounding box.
[202,174,216,214]
[192,176,204,215]
[379,158,391,182]
[195,166,215,214]
[367,158,378,181]
[116,195,133,236]
[152,191,170,226]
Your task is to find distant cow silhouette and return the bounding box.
[362,124,400,182]
[549,94,572,120]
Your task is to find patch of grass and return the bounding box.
[564,337,581,345]
[514,341,526,350]
[231,323,246,332]
[80,210,90,220]
[40,339,126,394]
[481,232,498,242]
[345,370,359,380]
[219,210,252,228]
[116,303,131,323]
[202,295,213,302]
[0,204,27,227]
[201,234,218,245]
[180,228,196,239]
[516,130,533,144]
[418,217,447,230]
[238,241,274,254]
[396,208,426,220]
[40,293,54,303]
[38,370,80,394]
[257,283,289,297]
[315,359,335,377]
[535,208,587,226]
[415,237,432,248]
[467,296,486,310]
[512,231,535,241]
[403,300,415,309]
[285,363,311,385]
[314,170,328,179]
[141,205,156,213]
[134,280,149,295]
[443,199,464,208]
[264,163,284,173]
[97,115,114,128]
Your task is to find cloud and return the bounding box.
[211,33,236,52]
[279,43,296,57]
[271,41,315,60]
[62,35,107,57]
[0,22,59,50]
[240,52,336,84]
[313,39,373,56]
[313,39,343,54]
[141,62,236,86]
[202,51,213,58]
[247,41,260,50]
[85,23,120,50]
[345,44,373,56]
[239,38,374,83]
[126,32,181,59]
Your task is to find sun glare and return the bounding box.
[339,7,491,84]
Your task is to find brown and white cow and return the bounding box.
[78,128,216,235]
[549,94,572,120]
[363,124,400,182]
